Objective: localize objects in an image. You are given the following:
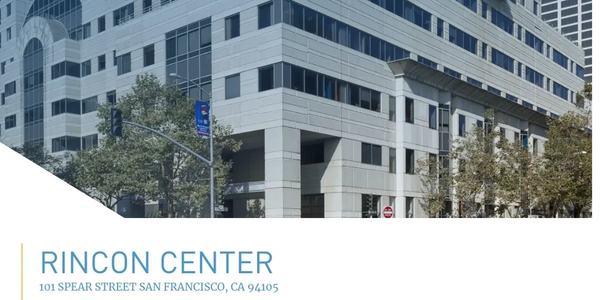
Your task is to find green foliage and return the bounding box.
[415,155,450,218]
[11,143,61,172]
[449,109,502,217]
[529,112,592,217]
[71,73,242,217]
[575,82,592,109]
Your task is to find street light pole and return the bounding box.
[169,73,214,219]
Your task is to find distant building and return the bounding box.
[541,0,592,82]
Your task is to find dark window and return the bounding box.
[481,2,488,18]
[7,3,11,16]
[107,90,117,105]
[66,61,80,77]
[301,143,325,165]
[225,74,240,99]
[361,194,381,218]
[51,136,82,153]
[82,134,99,150]
[4,114,16,129]
[405,148,415,174]
[491,8,514,34]
[281,0,411,62]
[517,62,522,77]
[449,25,477,54]
[81,60,91,77]
[144,44,155,67]
[389,96,396,122]
[507,94,519,102]
[553,50,568,69]
[437,18,444,37]
[301,195,325,218]
[117,53,131,75]
[361,143,382,166]
[491,49,514,73]
[525,67,544,88]
[482,43,487,59]
[405,97,414,123]
[98,55,106,71]
[444,67,461,79]
[143,0,152,13]
[83,22,91,39]
[225,14,240,40]
[428,153,437,174]
[456,0,477,12]
[429,105,437,129]
[81,96,98,114]
[52,99,82,116]
[113,50,117,66]
[258,65,274,91]
[113,3,135,26]
[258,2,274,29]
[1,93,5,105]
[458,114,466,137]
[305,70,317,95]
[525,31,544,53]
[4,81,16,96]
[389,148,396,173]
[553,82,568,100]
[487,85,501,96]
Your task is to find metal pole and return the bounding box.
[170,73,215,218]
[122,120,211,165]
[209,95,215,219]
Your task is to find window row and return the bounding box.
[51,134,98,153]
[51,96,98,116]
[279,0,410,62]
[366,0,433,31]
[342,141,417,175]
[449,25,477,54]
[257,62,382,113]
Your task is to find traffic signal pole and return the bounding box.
[110,108,213,216]
[121,120,212,166]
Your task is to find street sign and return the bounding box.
[383,206,394,218]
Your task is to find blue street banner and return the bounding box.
[195,101,210,138]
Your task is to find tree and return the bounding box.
[72,73,242,217]
[11,142,76,185]
[449,109,501,218]
[530,112,592,218]
[495,135,534,218]
[11,143,61,173]
[575,82,592,109]
[415,155,451,218]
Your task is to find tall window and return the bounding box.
[225,74,241,99]
[106,90,117,105]
[81,60,92,77]
[437,18,444,37]
[405,97,414,123]
[98,54,106,71]
[117,52,131,75]
[389,148,396,173]
[258,2,274,29]
[429,105,437,129]
[22,38,45,146]
[389,96,396,122]
[406,197,414,218]
[143,44,155,67]
[458,114,466,137]
[98,16,106,33]
[225,14,240,40]
[361,143,382,166]
[405,149,415,174]
[361,194,381,218]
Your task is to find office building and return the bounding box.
[541,0,592,82]
[0,0,586,218]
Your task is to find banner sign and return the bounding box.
[195,101,210,138]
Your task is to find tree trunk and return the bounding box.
[573,206,583,218]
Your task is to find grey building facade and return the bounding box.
[0,0,586,218]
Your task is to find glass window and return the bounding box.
[259,65,274,91]
[258,2,273,29]
[144,44,155,67]
[405,149,415,174]
[225,14,240,40]
[361,143,382,166]
[429,105,436,129]
[225,74,240,99]
[458,114,466,137]
[405,97,414,123]
[98,54,106,71]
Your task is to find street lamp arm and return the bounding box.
[122,120,212,166]
[169,73,212,99]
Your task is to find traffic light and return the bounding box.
[110,108,123,137]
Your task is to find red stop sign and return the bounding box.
[383,206,394,218]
